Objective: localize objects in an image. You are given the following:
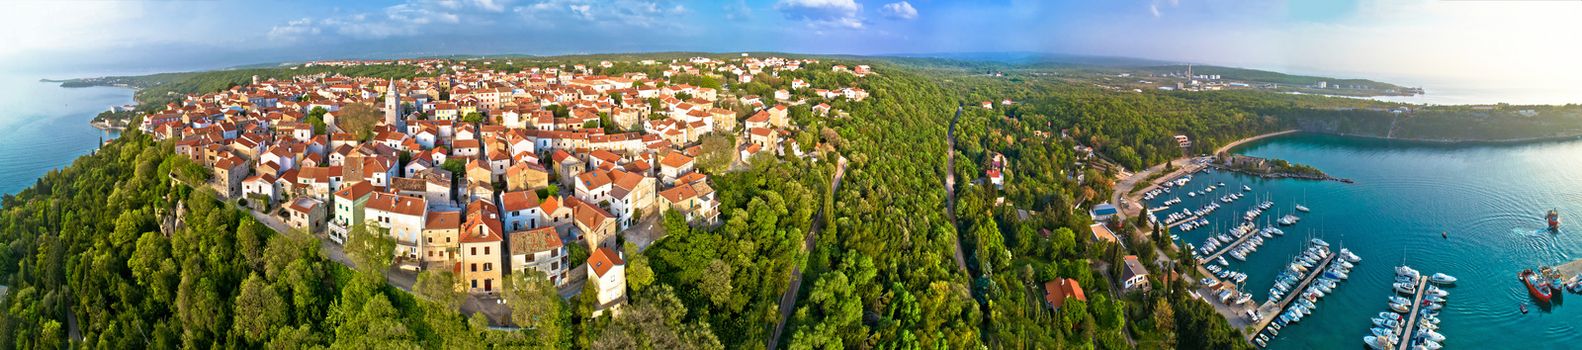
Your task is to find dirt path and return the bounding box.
[945,105,968,273]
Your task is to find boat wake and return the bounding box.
[1512,227,1555,237]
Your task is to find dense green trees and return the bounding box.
[646,155,824,348]
[0,132,534,349]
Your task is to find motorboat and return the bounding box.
[1378,311,1401,320]
[1418,330,1445,343]
[1395,282,1418,295]
[1389,302,1410,313]
[1372,317,1399,328]
[1430,273,1457,285]
[1420,340,1443,350]
[1364,335,1393,350]
[1425,286,1449,298]
[1389,296,1410,305]
[1397,266,1421,279]
[1295,204,1310,212]
[1370,327,1395,338]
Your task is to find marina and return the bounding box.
[1147,133,1582,349]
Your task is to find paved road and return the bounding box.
[766,155,846,350]
[1110,157,1200,219]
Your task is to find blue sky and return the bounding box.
[6,0,1582,89]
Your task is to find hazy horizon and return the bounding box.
[7,0,1582,104]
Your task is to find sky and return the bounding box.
[5,0,1582,93]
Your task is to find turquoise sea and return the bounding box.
[1151,133,1582,349]
[0,75,133,196]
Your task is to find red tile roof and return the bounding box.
[588,247,624,277]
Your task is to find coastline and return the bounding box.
[1321,131,1582,146]
[1215,129,1300,155]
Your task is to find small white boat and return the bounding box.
[1372,318,1399,328]
[1420,340,1443,350]
[1370,327,1395,338]
[1389,302,1410,313]
[1394,282,1417,295]
[1425,287,1449,298]
[1364,336,1393,350]
[1396,266,1421,278]
[1295,204,1310,212]
[1430,273,1457,285]
[1243,185,1252,191]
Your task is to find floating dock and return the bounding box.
[1247,252,1337,341]
[1198,231,1260,265]
[1166,215,1201,228]
[1395,276,1429,350]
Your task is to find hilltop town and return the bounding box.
[139,55,872,317]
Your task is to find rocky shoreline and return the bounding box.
[1206,163,1353,183]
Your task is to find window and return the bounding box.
[470,263,477,272]
[484,263,492,271]
[471,280,477,288]
[470,247,477,255]
[484,247,490,255]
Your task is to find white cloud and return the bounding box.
[1149,4,1161,18]
[268,18,322,42]
[881,1,917,20]
[569,4,594,19]
[776,0,863,29]
[724,0,754,21]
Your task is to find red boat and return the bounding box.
[1522,269,1553,304]
[1549,209,1562,231]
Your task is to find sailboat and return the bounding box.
[1295,189,1310,212]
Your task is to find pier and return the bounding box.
[1394,276,1428,350]
[1166,215,1200,228]
[1246,252,1336,341]
[1197,230,1260,265]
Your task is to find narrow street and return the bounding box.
[766,155,846,350]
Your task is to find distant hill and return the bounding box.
[1137,65,1407,89]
